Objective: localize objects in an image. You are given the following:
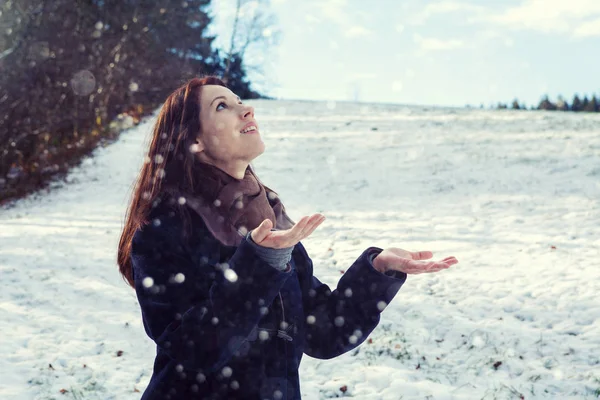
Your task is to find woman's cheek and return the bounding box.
[209,135,221,147]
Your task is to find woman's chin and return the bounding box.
[248,143,266,162]
[257,140,266,153]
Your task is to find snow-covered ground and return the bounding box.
[1,100,599,399]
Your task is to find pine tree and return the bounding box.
[571,94,583,112]
[0,0,263,202]
[582,95,590,111]
[584,95,598,112]
[537,95,556,111]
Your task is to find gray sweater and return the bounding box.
[245,231,294,271]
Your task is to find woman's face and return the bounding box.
[196,85,265,167]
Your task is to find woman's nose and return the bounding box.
[242,104,254,119]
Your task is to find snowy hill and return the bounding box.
[1,100,599,399]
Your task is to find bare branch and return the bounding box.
[223,0,242,83]
[224,0,280,84]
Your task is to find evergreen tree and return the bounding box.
[537,95,556,111]
[212,51,260,99]
[0,0,264,202]
[511,99,521,110]
[583,95,598,112]
[582,95,590,111]
[571,94,583,112]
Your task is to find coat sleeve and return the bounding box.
[295,243,407,359]
[130,216,293,373]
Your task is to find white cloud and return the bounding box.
[410,0,600,39]
[314,0,350,27]
[348,73,377,80]
[573,17,600,37]
[312,0,373,39]
[410,1,485,25]
[413,34,464,51]
[483,0,600,37]
[345,26,372,38]
[423,1,483,16]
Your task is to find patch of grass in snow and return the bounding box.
[28,362,108,400]
[543,358,558,369]
[319,386,352,398]
[355,325,414,366]
[481,383,525,400]
[591,377,600,398]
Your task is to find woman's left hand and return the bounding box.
[372,248,458,275]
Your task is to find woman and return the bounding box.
[117,76,458,400]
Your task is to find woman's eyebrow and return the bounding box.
[210,95,242,107]
[210,96,226,107]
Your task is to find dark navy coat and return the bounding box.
[131,201,407,399]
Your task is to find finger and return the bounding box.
[435,257,457,267]
[302,216,326,239]
[402,260,442,274]
[423,261,448,268]
[266,217,312,248]
[299,214,325,239]
[443,257,459,265]
[274,216,310,247]
[289,214,321,242]
[251,219,273,243]
[425,262,451,272]
[298,213,322,231]
[289,215,312,239]
[411,251,433,260]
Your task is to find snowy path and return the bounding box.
[1,101,599,399]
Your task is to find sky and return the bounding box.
[208,0,600,108]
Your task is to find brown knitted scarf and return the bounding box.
[179,162,295,246]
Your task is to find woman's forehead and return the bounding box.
[201,85,236,101]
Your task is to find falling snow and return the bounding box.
[0,100,599,399]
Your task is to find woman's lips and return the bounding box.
[240,122,258,134]
[241,126,259,134]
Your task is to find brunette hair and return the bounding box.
[117,76,270,288]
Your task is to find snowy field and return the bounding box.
[1,100,599,399]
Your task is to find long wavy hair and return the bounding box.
[117,76,273,288]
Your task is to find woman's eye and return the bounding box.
[216,102,227,110]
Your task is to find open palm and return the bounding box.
[372,247,458,275]
[251,213,325,249]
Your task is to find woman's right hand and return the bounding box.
[250,214,326,249]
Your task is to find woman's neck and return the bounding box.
[198,157,248,180]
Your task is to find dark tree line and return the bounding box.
[495,93,600,112]
[0,0,261,203]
